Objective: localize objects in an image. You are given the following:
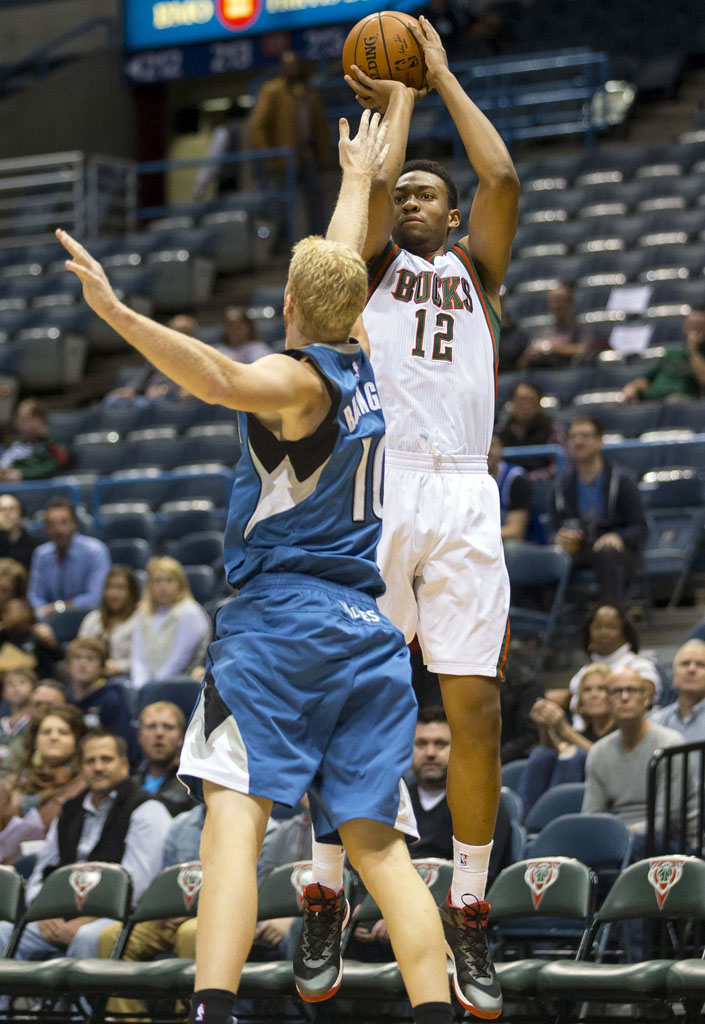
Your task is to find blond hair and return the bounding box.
[577,662,611,705]
[142,556,192,614]
[286,236,367,342]
[138,700,186,731]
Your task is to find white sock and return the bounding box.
[451,837,493,906]
[310,832,344,892]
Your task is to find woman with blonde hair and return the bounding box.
[518,663,615,816]
[130,556,211,689]
[78,564,140,676]
[0,704,86,863]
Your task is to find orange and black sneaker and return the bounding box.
[293,882,350,1003]
[439,892,502,1020]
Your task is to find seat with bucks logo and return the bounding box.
[65,861,204,1023]
[0,862,131,1010]
[484,857,595,1011]
[537,855,705,1021]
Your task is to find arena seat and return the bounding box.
[176,434,241,469]
[537,856,705,1016]
[488,858,596,1003]
[0,479,81,519]
[166,531,223,569]
[0,862,131,1006]
[528,367,595,406]
[638,469,704,509]
[72,438,129,475]
[136,679,202,719]
[183,565,217,604]
[14,326,87,391]
[65,862,201,1019]
[501,759,529,794]
[97,509,155,544]
[106,537,152,571]
[637,242,705,282]
[200,208,252,273]
[524,784,586,835]
[503,542,572,670]
[41,607,87,645]
[154,504,215,546]
[640,507,705,606]
[93,469,235,516]
[525,813,632,900]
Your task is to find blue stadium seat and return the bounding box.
[154,505,215,545]
[525,812,632,897]
[120,436,183,471]
[569,401,663,438]
[640,507,705,606]
[637,243,705,282]
[98,510,155,544]
[41,607,87,645]
[165,531,223,569]
[502,759,529,793]
[136,678,202,720]
[72,439,129,475]
[106,538,152,571]
[528,367,596,406]
[184,565,217,604]
[176,435,241,469]
[94,469,235,516]
[660,401,705,431]
[605,441,662,479]
[524,783,586,834]
[0,479,81,519]
[504,541,572,670]
[638,470,704,510]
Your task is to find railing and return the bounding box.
[0,152,137,247]
[646,740,705,859]
[315,48,610,155]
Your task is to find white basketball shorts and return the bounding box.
[377,451,510,678]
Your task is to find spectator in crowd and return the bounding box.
[499,659,544,765]
[65,638,137,761]
[104,316,200,403]
[551,416,647,605]
[0,494,37,569]
[0,667,33,766]
[78,565,140,678]
[27,499,111,618]
[495,381,564,476]
[553,602,660,721]
[0,678,67,782]
[249,49,330,236]
[192,101,247,199]
[0,728,172,959]
[518,283,602,368]
[133,701,195,817]
[651,639,705,743]
[497,310,529,373]
[582,666,698,853]
[0,557,27,608]
[0,705,86,864]
[217,305,270,365]
[0,400,69,482]
[488,433,534,542]
[352,707,513,954]
[131,557,211,690]
[620,309,705,403]
[97,802,206,1018]
[0,597,60,678]
[518,665,614,815]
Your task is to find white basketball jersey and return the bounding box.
[363,240,500,459]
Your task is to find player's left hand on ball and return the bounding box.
[338,109,390,176]
[345,66,404,112]
[56,229,120,320]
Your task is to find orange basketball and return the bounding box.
[342,11,426,91]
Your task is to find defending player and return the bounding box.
[296,17,520,1020]
[57,110,454,1024]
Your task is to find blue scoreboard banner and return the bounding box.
[124,0,424,51]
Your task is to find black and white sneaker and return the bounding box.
[293,882,350,1002]
[440,892,502,1020]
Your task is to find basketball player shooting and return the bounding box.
[297,15,520,1021]
[57,111,456,1024]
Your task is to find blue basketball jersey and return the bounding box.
[223,341,386,596]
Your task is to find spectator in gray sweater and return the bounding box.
[583,666,698,855]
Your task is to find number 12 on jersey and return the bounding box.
[411,310,454,362]
[352,435,385,521]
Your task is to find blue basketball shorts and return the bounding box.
[178,572,419,842]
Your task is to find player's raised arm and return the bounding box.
[410,16,520,309]
[342,71,423,261]
[326,108,390,255]
[56,229,322,416]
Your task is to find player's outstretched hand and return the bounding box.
[338,109,390,178]
[345,65,427,113]
[56,229,120,321]
[409,16,449,90]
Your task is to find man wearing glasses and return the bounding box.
[551,415,647,605]
[582,666,698,857]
